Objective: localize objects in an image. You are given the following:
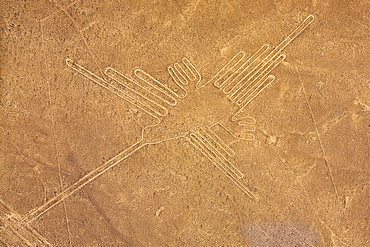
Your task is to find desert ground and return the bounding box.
[1,0,369,246]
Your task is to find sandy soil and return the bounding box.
[1,0,369,246]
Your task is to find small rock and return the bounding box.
[266,135,279,146]
[155,206,165,217]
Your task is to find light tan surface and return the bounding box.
[1,0,369,246]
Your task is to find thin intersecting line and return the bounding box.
[40,20,73,246]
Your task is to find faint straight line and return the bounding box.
[39,20,73,246]
[295,66,340,202]
[50,0,104,77]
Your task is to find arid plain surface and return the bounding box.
[1,0,369,246]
